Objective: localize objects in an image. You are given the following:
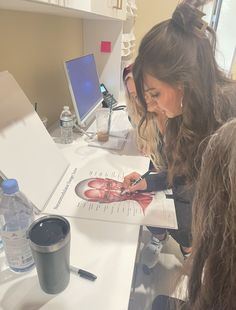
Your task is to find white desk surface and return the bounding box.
[0,110,150,310]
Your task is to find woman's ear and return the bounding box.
[126,77,137,96]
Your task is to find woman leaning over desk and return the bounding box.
[122,0,236,272]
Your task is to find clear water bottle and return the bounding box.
[60,106,74,144]
[0,187,3,250]
[0,179,35,272]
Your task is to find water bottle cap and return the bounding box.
[1,179,19,194]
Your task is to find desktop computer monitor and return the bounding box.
[64,54,103,129]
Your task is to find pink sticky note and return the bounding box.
[100,41,111,53]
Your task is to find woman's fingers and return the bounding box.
[122,172,147,192]
[129,178,147,192]
[122,172,141,188]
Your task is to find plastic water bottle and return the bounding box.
[0,233,2,250]
[60,106,74,144]
[0,187,3,250]
[0,179,35,272]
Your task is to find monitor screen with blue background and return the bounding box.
[64,54,103,128]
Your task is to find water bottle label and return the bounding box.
[0,214,4,226]
[1,229,34,269]
[60,119,74,128]
[0,215,3,249]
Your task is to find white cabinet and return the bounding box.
[29,0,49,3]
[64,0,126,20]
[64,0,127,20]
[0,0,136,98]
[63,0,90,12]
[27,0,127,20]
[83,0,137,100]
[83,19,123,101]
[34,0,48,2]
[0,0,126,20]
[90,0,126,20]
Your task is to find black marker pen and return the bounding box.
[70,265,97,281]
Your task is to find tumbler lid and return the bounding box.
[27,215,70,253]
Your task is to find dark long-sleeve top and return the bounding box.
[146,171,169,192]
[146,170,195,204]
[145,129,195,244]
[146,170,195,245]
[144,127,195,243]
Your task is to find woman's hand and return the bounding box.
[122,172,147,193]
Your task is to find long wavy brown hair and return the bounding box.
[186,118,236,309]
[133,0,236,184]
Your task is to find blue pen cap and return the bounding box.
[1,179,19,194]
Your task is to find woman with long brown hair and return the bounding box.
[152,118,236,309]
[187,118,236,309]
[122,0,236,272]
[123,64,167,170]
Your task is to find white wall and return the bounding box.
[0,10,83,126]
[215,0,236,73]
[135,0,179,57]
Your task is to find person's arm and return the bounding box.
[145,170,169,192]
[122,170,169,193]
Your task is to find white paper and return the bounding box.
[44,163,178,229]
[0,71,69,211]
